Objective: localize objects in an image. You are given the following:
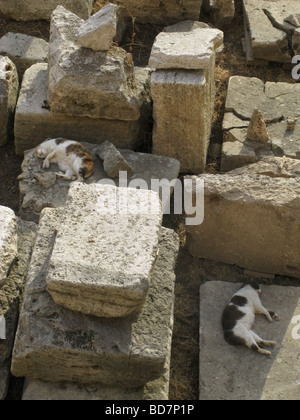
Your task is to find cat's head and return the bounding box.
[240,282,262,295]
[35,139,52,158]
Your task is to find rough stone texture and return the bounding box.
[14,63,151,155]
[96,140,134,178]
[0,55,18,147]
[0,33,48,79]
[243,0,300,64]
[202,0,235,26]
[46,183,162,318]
[247,109,271,143]
[200,281,300,400]
[0,218,37,400]
[229,156,300,178]
[149,28,223,70]
[48,6,141,121]
[222,76,300,171]
[112,0,202,25]
[18,142,180,223]
[293,28,300,55]
[186,173,300,278]
[0,206,17,289]
[77,3,125,51]
[0,0,94,21]
[151,70,213,173]
[12,208,179,387]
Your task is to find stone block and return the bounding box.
[77,3,125,51]
[48,6,141,121]
[0,56,18,146]
[46,183,162,318]
[111,0,202,25]
[18,142,180,223]
[200,281,300,400]
[0,33,48,79]
[151,70,213,173]
[12,208,179,387]
[96,140,134,178]
[149,28,223,70]
[14,63,151,155]
[186,172,300,278]
[0,0,94,21]
[0,206,17,288]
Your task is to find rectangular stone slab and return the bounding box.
[200,281,300,400]
[46,183,162,318]
[0,206,18,288]
[11,208,179,387]
[186,173,300,278]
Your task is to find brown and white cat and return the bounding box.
[222,284,280,356]
[35,138,94,182]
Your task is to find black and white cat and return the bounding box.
[222,284,280,356]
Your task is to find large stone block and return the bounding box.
[203,0,235,26]
[0,33,48,80]
[14,63,150,155]
[12,208,179,387]
[0,56,18,146]
[0,0,94,21]
[186,171,300,278]
[48,6,141,121]
[200,281,300,400]
[112,0,202,24]
[151,70,213,173]
[0,206,17,288]
[46,183,162,318]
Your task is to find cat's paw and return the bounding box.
[270,311,280,321]
[43,160,50,169]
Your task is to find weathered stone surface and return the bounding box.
[12,208,179,387]
[0,0,94,21]
[77,3,125,51]
[48,6,141,121]
[293,28,300,55]
[229,156,300,178]
[0,206,17,288]
[149,28,223,70]
[0,33,48,79]
[203,0,235,26]
[243,0,300,64]
[200,281,300,400]
[222,76,300,171]
[0,55,18,146]
[111,0,202,25]
[96,140,134,178]
[247,109,271,143]
[151,69,213,173]
[186,173,300,278]
[47,183,162,318]
[0,217,37,400]
[18,142,180,223]
[14,63,151,155]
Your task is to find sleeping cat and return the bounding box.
[35,138,94,182]
[222,284,280,356]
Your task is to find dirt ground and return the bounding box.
[1,0,300,401]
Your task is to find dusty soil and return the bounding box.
[1,0,299,401]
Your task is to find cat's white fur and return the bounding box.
[36,138,94,182]
[222,284,280,356]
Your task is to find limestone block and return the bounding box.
[0,0,94,21]
[0,33,48,79]
[202,0,235,26]
[186,173,300,278]
[151,70,213,173]
[149,28,223,70]
[12,208,179,387]
[47,183,162,318]
[18,142,180,223]
[14,63,150,155]
[0,56,18,146]
[112,0,202,25]
[200,282,300,400]
[77,3,125,51]
[96,140,134,178]
[0,206,17,288]
[48,6,140,121]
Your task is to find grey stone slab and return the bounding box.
[46,183,163,318]
[0,206,17,289]
[200,281,300,400]
[12,208,179,387]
